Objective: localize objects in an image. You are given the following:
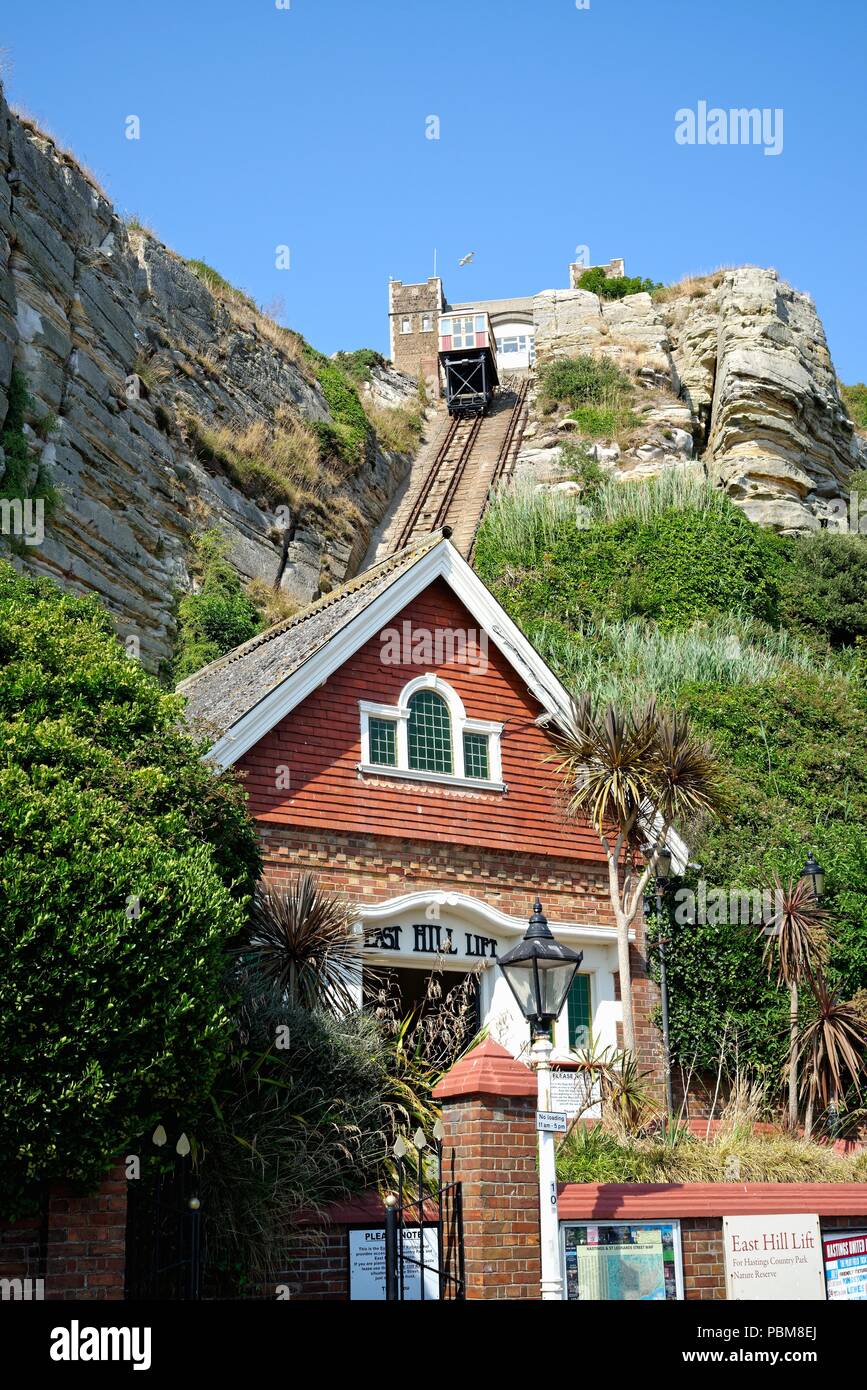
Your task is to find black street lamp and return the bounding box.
[801,851,826,902]
[497,899,583,1036]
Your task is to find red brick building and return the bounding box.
[180,530,664,1080]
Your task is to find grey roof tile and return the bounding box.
[178,531,446,741]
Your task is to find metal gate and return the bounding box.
[384,1123,465,1301]
[124,1136,203,1301]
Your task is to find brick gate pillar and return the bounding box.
[432,1040,541,1300]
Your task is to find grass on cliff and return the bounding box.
[361,398,425,454]
[180,409,330,509]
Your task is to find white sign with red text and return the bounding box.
[723,1214,825,1301]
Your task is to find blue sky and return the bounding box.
[2,0,865,378]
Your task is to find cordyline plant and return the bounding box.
[554,695,726,1052]
[244,873,362,1014]
[761,874,828,1130]
[798,981,867,1137]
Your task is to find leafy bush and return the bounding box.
[577,267,662,300]
[476,489,788,632]
[333,348,387,383]
[0,563,261,1214]
[175,530,263,679]
[841,382,867,430]
[303,346,372,469]
[540,353,631,410]
[778,532,867,648]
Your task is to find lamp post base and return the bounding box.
[531,1032,563,1301]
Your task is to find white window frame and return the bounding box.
[421,313,432,332]
[358,674,505,790]
[400,316,412,334]
[559,1220,684,1301]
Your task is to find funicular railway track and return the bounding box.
[390,378,529,559]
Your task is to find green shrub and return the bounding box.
[303,347,372,469]
[175,530,262,679]
[556,1122,866,1184]
[577,267,662,300]
[0,562,261,1214]
[540,353,631,410]
[1,370,59,518]
[778,532,867,647]
[841,382,867,430]
[476,491,788,632]
[333,348,387,384]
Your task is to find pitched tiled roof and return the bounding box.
[177,531,446,741]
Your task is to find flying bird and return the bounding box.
[458,252,475,266]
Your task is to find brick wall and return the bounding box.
[0,1165,127,1301]
[280,1227,348,1300]
[680,1215,867,1300]
[256,823,665,1099]
[440,1092,540,1299]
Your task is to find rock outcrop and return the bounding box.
[528,268,865,531]
[0,92,416,669]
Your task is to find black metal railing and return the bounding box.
[384,1122,465,1301]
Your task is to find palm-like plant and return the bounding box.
[761,873,827,1130]
[244,873,362,1014]
[798,980,867,1136]
[555,696,726,1052]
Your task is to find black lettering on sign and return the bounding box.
[413,923,458,955]
[365,925,403,952]
[465,933,498,959]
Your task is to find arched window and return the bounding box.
[407,689,453,774]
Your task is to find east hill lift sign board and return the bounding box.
[723,1214,825,1300]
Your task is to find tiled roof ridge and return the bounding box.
[176,529,446,691]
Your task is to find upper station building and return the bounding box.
[388,257,625,387]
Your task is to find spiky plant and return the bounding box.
[762,873,828,1130]
[554,696,726,1050]
[244,873,362,1014]
[798,980,867,1135]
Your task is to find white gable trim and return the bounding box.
[205,539,574,769]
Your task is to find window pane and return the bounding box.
[440,318,451,335]
[463,731,489,780]
[407,691,453,773]
[567,973,591,1050]
[369,717,397,766]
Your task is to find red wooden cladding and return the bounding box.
[238,579,605,861]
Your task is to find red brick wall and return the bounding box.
[237,579,606,863]
[440,1093,541,1300]
[678,1215,867,1301]
[279,1228,348,1301]
[0,1165,127,1301]
[256,823,664,1097]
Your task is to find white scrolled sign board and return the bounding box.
[723,1214,826,1300]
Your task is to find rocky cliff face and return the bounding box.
[0,92,417,670]
[527,267,865,530]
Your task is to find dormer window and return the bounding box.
[359,676,504,790]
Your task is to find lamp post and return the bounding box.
[497,899,583,1301]
[652,845,674,1120]
[801,851,826,903]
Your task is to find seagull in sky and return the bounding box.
[458,252,475,266]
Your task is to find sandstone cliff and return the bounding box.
[0,91,418,670]
[525,267,865,531]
